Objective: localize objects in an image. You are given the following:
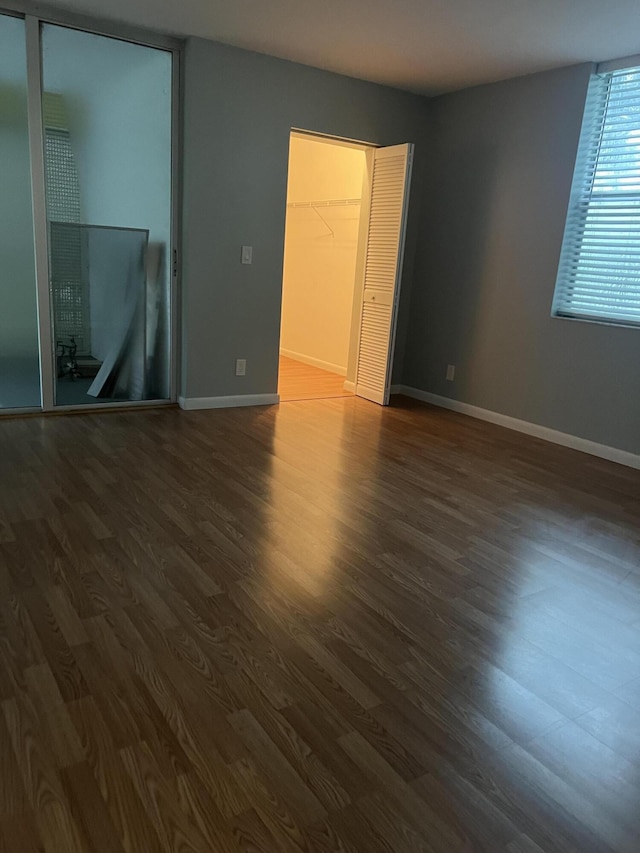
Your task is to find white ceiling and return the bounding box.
[44,0,640,94]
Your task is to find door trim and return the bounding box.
[4,1,182,51]
[170,39,182,405]
[25,15,54,410]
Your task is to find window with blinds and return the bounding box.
[553,64,640,327]
[42,93,91,355]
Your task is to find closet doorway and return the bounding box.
[277,130,413,405]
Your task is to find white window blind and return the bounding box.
[553,65,640,327]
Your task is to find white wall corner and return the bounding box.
[343,380,355,393]
[395,386,640,471]
[178,393,280,411]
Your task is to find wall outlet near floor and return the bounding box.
[446,364,456,381]
[235,358,247,376]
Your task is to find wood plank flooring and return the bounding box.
[0,395,639,852]
[278,355,353,402]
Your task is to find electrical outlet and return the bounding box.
[446,364,456,381]
[235,359,246,376]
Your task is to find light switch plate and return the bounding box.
[236,359,247,376]
[241,246,253,265]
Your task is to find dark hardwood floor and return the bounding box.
[0,396,639,852]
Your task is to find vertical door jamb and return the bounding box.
[25,14,54,411]
[169,44,182,403]
[346,145,374,391]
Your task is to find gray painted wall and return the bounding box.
[181,39,430,399]
[182,43,639,456]
[404,63,640,455]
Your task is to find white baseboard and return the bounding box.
[343,380,355,393]
[392,386,640,470]
[178,393,280,411]
[280,348,347,377]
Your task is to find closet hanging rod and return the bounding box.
[286,198,361,209]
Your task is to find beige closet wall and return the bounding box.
[279,135,365,375]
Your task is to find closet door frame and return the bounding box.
[4,1,183,412]
[25,15,54,410]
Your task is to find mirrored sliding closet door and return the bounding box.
[0,11,178,413]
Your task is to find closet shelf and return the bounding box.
[287,198,361,209]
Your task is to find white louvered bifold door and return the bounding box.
[355,143,413,405]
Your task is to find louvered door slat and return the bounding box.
[355,144,413,405]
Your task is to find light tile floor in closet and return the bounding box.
[278,355,354,402]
